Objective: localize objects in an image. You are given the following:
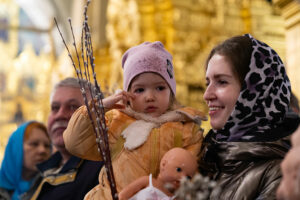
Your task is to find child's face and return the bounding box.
[129,72,171,117]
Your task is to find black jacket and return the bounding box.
[199,116,299,200]
[23,152,103,200]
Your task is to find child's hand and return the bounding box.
[102,90,135,111]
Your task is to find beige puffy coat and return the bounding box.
[64,106,205,200]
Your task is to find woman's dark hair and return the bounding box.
[205,36,253,85]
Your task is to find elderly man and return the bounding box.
[28,77,103,200]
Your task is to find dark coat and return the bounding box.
[199,116,299,200]
[23,152,103,200]
[0,188,12,200]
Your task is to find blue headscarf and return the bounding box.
[0,121,35,200]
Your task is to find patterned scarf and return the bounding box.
[215,34,291,142]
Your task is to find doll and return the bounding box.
[118,148,198,200]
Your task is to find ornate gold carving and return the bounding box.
[0,0,55,161]
[97,0,287,133]
[274,0,300,99]
[0,0,292,159]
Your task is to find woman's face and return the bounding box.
[23,127,51,172]
[204,54,241,130]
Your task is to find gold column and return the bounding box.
[274,0,300,99]
[0,0,56,161]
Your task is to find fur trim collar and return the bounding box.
[120,107,205,150]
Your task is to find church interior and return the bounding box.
[0,0,299,161]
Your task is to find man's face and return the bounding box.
[47,86,84,150]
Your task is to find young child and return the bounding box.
[118,147,198,200]
[63,41,205,200]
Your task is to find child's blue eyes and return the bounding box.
[157,86,166,91]
[133,86,166,93]
[134,88,144,93]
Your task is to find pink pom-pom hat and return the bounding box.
[122,41,176,95]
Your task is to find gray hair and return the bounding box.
[50,77,94,102]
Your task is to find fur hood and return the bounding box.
[120,107,206,150]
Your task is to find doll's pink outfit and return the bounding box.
[129,174,175,200]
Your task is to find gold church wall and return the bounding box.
[274,0,300,100]
[88,0,288,132]
[0,0,56,161]
[1,0,299,160]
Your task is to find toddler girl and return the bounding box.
[63,41,205,200]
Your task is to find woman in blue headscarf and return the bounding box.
[0,121,51,200]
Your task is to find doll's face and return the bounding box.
[277,147,300,200]
[159,148,197,193]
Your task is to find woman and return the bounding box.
[199,34,300,199]
[0,121,51,200]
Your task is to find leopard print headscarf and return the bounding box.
[215,34,291,142]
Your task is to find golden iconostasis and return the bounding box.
[0,0,300,162]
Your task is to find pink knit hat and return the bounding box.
[122,41,176,95]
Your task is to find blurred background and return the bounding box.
[0,0,299,161]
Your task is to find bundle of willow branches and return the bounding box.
[54,1,118,199]
[175,173,219,200]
